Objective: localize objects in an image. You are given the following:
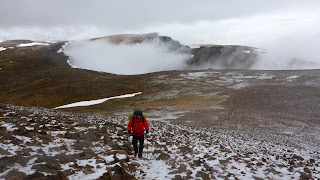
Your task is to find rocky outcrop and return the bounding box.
[90,33,261,69]
[188,45,260,69]
[90,33,192,55]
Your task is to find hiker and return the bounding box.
[127,110,149,158]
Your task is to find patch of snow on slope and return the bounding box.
[0,157,38,177]
[13,135,33,143]
[16,42,50,47]
[57,42,68,53]
[54,92,142,109]
[180,72,219,80]
[286,75,300,82]
[0,142,22,156]
[135,160,172,180]
[0,122,18,131]
[68,158,108,180]
[67,57,78,68]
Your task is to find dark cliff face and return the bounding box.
[188,46,259,69]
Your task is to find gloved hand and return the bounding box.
[128,130,132,135]
[146,130,149,134]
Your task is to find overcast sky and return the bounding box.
[1,0,320,71]
[0,0,319,27]
[0,1,319,46]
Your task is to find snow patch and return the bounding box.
[101,155,115,163]
[54,92,142,109]
[228,83,249,90]
[16,42,50,47]
[116,154,127,160]
[68,158,108,180]
[286,75,299,82]
[1,122,18,131]
[0,142,22,155]
[180,72,219,80]
[57,42,68,53]
[25,126,34,130]
[135,160,172,179]
[67,57,78,68]
[13,135,33,143]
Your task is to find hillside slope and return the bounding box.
[1,104,319,179]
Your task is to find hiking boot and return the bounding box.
[133,153,137,157]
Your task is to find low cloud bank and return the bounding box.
[1,10,320,71]
[63,40,190,75]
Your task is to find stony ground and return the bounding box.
[0,103,319,180]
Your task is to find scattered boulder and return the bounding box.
[299,171,312,180]
[130,162,140,167]
[32,163,60,174]
[0,147,11,155]
[195,171,210,180]
[54,153,76,164]
[64,132,81,140]
[35,156,60,167]
[179,146,193,154]
[79,148,96,159]
[156,152,170,160]
[83,165,95,174]
[25,171,45,180]
[4,170,27,180]
[107,165,135,180]
[84,131,99,141]
[178,164,187,172]
[292,154,304,161]
[266,168,279,175]
[172,175,183,180]
[72,140,89,150]
[192,159,201,166]
[168,170,180,174]
[98,172,112,180]
[219,159,229,164]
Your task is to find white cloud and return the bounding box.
[64,40,190,75]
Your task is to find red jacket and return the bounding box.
[127,115,149,136]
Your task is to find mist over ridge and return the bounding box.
[63,37,191,75]
[61,32,320,75]
[1,1,320,73]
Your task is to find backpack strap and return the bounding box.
[132,115,135,129]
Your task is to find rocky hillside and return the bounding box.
[1,103,319,179]
[1,34,320,179]
[188,45,260,69]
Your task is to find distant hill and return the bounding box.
[1,33,319,122]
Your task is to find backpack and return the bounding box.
[128,111,147,120]
[129,110,146,129]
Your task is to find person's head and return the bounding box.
[135,110,143,119]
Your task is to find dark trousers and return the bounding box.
[132,135,144,157]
